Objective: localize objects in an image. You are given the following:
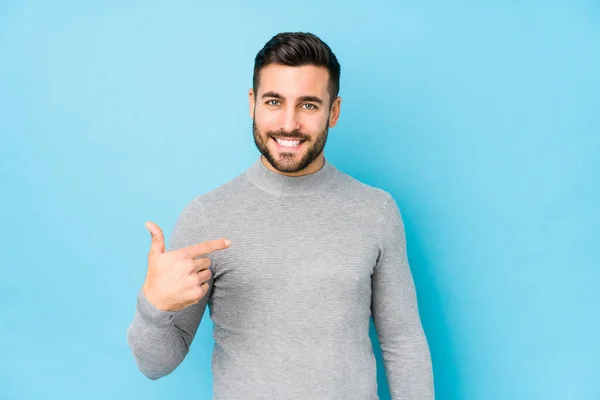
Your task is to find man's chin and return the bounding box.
[269,157,306,174]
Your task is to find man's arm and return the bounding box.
[371,195,435,399]
[126,198,213,380]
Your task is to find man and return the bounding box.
[127,32,434,399]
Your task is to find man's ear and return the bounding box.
[328,96,342,128]
[248,88,255,119]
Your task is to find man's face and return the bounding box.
[250,64,340,175]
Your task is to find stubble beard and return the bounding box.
[252,119,329,174]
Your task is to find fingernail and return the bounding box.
[224,239,231,246]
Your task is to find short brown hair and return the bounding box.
[253,32,341,105]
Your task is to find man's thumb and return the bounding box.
[145,221,166,257]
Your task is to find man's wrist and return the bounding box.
[136,287,173,326]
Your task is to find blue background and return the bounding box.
[1,1,599,399]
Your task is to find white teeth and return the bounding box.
[275,138,302,147]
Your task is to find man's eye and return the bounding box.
[302,103,317,110]
[266,100,280,106]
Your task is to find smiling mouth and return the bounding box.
[272,137,306,150]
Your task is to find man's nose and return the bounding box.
[278,106,300,133]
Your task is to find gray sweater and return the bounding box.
[126,156,434,399]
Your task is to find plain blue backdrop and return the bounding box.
[1,1,599,399]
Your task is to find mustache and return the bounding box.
[267,129,308,141]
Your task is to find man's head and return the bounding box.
[249,32,342,176]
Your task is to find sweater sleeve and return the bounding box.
[126,198,214,380]
[371,195,435,399]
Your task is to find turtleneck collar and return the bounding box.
[244,155,338,196]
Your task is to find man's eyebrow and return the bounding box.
[261,91,283,99]
[298,95,323,105]
[261,91,324,105]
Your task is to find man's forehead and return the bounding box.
[258,64,329,98]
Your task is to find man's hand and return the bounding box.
[142,221,231,312]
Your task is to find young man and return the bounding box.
[127,32,434,399]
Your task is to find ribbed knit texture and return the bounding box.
[126,156,434,399]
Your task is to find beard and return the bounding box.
[252,119,329,174]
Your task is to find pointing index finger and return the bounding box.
[186,238,231,258]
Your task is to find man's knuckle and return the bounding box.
[199,269,211,282]
[199,257,211,268]
[178,248,190,259]
[191,287,204,300]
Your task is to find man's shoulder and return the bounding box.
[182,170,248,211]
[334,168,393,207]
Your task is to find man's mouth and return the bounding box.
[272,137,306,150]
